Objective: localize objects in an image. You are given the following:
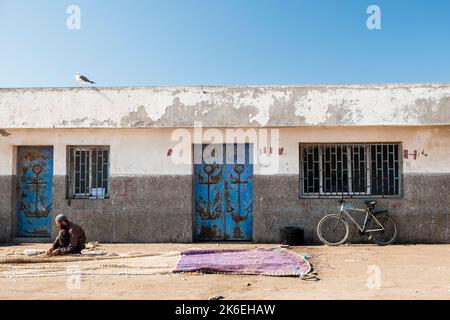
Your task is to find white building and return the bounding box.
[0,84,449,243]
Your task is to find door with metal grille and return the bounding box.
[193,144,253,241]
[16,146,54,237]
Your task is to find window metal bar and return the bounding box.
[348,145,352,194]
[76,150,81,195]
[68,146,110,199]
[97,148,101,199]
[366,145,371,195]
[88,149,92,197]
[300,143,400,197]
[318,145,323,194]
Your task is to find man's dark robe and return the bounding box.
[52,222,86,254]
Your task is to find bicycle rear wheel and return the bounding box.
[367,214,397,245]
[317,214,349,246]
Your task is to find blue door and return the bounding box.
[16,146,53,237]
[194,144,253,241]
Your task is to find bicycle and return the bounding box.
[317,197,397,246]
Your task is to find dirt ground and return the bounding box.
[0,243,449,300]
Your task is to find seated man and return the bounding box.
[47,214,86,256]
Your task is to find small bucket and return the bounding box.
[280,227,304,246]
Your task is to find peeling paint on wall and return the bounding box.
[0,84,450,129]
[120,105,153,127]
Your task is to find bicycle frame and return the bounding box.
[337,202,385,233]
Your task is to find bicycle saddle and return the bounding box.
[364,200,377,207]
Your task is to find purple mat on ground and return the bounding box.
[173,248,311,277]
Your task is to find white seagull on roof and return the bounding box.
[75,72,95,85]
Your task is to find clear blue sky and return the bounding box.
[1,0,449,87]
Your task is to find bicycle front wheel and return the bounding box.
[367,214,397,245]
[317,214,349,246]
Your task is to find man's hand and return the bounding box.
[51,248,62,256]
[46,248,53,256]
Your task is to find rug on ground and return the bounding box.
[173,247,311,277]
[0,247,311,278]
[0,252,180,278]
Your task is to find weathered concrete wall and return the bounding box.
[5,172,446,244]
[1,84,450,129]
[0,176,12,242]
[253,174,450,244]
[50,176,193,242]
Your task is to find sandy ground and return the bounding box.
[0,243,449,300]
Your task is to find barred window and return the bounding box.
[300,143,401,197]
[67,146,110,199]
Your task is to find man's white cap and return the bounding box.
[55,214,68,223]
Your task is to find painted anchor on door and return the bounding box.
[20,164,49,217]
[16,146,54,237]
[194,144,253,241]
[195,164,223,220]
[228,164,252,239]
